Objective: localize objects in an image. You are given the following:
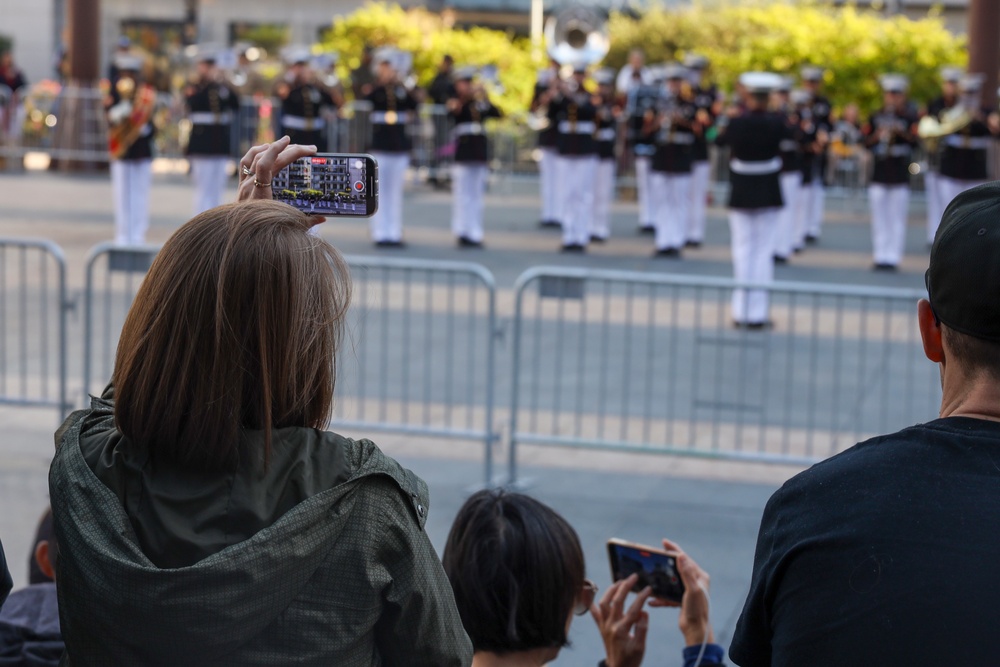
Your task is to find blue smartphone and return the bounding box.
[607,538,685,603]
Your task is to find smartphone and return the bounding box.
[607,538,685,603]
[272,153,378,217]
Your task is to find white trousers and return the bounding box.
[808,181,825,237]
[451,162,488,242]
[650,171,691,250]
[868,184,910,266]
[191,156,230,215]
[559,155,597,246]
[774,171,802,258]
[539,147,560,223]
[793,180,812,250]
[370,152,409,243]
[924,170,944,244]
[111,159,152,246]
[938,176,988,221]
[687,161,711,243]
[729,208,778,324]
[635,155,653,227]
[591,158,616,239]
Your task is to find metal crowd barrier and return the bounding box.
[0,239,71,417]
[80,244,501,485]
[506,267,938,484]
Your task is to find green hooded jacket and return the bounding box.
[49,389,472,666]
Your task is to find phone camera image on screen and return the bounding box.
[608,543,685,603]
[273,155,371,216]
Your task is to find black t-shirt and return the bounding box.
[731,417,1000,666]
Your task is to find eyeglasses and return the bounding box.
[574,579,598,616]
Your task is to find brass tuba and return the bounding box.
[544,6,609,71]
[918,105,972,152]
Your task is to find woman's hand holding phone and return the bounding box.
[236,137,325,224]
[649,538,714,647]
[591,574,651,667]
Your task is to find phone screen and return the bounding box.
[272,153,378,217]
[608,540,685,603]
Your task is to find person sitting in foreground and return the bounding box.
[0,508,63,666]
[442,489,725,667]
[48,138,472,666]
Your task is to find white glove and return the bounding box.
[108,101,133,125]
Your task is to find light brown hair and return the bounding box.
[113,201,351,471]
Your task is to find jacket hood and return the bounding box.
[49,406,429,665]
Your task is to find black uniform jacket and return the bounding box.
[553,92,597,156]
[779,110,802,174]
[595,100,617,160]
[450,97,501,163]
[940,111,995,181]
[281,83,334,147]
[717,110,785,210]
[366,84,419,153]
[532,75,559,149]
[186,81,239,156]
[650,98,698,174]
[691,84,717,162]
[864,108,918,185]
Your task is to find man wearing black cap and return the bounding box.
[185,51,239,214]
[731,183,1000,666]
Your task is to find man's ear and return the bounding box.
[35,540,54,581]
[918,299,944,364]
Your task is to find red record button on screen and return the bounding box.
[354,181,365,192]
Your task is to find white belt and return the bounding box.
[779,139,799,152]
[370,110,412,124]
[282,115,320,130]
[595,128,615,141]
[658,133,694,145]
[189,111,233,125]
[558,120,596,134]
[945,135,992,150]
[730,157,782,175]
[874,144,912,157]
[454,122,483,136]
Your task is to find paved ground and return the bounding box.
[0,165,940,663]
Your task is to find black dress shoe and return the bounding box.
[589,235,608,244]
[560,243,586,253]
[375,240,407,249]
[685,240,702,248]
[733,320,774,331]
[539,219,561,228]
[638,225,656,235]
[773,255,788,264]
[457,236,483,248]
[872,263,898,272]
[805,234,819,244]
[654,247,682,258]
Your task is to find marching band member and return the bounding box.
[937,73,999,213]
[684,53,717,247]
[185,50,239,215]
[447,67,502,248]
[531,58,562,228]
[772,78,802,264]
[923,67,962,245]
[106,53,156,246]
[800,66,832,244]
[863,75,919,272]
[591,69,619,243]
[552,64,599,252]
[716,72,785,328]
[648,64,698,257]
[791,88,819,253]
[276,48,335,149]
[625,69,659,234]
[366,48,420,247]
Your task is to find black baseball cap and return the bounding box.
[925,181,1000,341]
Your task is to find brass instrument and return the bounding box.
[918,105,972,152]
[544,6,609,73]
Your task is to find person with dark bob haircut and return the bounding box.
[49,137,472,666]
[443,490,725,667]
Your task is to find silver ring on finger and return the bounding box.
[241,165,253,177]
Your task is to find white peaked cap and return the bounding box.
[739,71,784,93]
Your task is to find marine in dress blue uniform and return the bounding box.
[531,60,562,228]
[448,67,502,247]
[863,74,919,271]
[185,51,239,214]
[923,67,962,245]
[715,72,786,328]
[277,49,335,149]
[624,72,660,234]
[937,74,999,215]
[772,78,803,263]
[800,66,832,244]
[684,54,718,247]
[552,66,599,252]
[591,69,620,242]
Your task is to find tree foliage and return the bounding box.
[606,1,966,113]
[322,1,966,115]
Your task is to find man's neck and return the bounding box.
[472,648,559,667]
[939,371,1000,422]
